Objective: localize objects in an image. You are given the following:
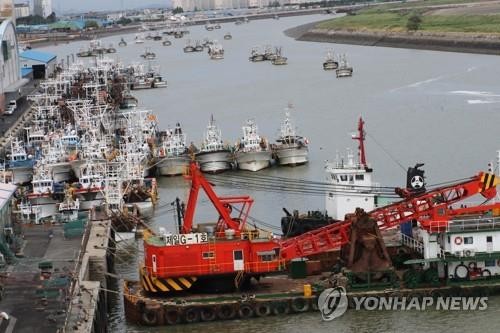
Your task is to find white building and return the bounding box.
[14,3,30,18]
[33,0,52,18]
[0,19,22,113]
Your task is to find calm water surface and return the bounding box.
[40,14,500,332]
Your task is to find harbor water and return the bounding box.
[39,14,500,332]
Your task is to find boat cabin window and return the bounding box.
[340,175,347,182]
[202,252,214,259]
[259,254,276,262]
[464,237,473,245]
[485,259,496,267]
[355,175,364,181]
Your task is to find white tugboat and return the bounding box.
[195,115,233,173]
[273,107,309,166]
[156,123,191,176]
[325,117,377,220]
[234,119,272,172]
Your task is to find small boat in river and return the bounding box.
[119,38,127,47]
[336,54,353,78]
[272,47,287,65]
[323,49,338,70]
[184,40,195,53]
[224,32,232,40]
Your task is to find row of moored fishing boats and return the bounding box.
[154,112,309,176]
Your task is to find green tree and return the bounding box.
[268,0,280,7]
[84,20,99,29]
[46,12,57,23]
[406,12,422,31]
[172,6,184,14]
[117,17,132,25]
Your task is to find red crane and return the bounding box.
[280,172,500,260]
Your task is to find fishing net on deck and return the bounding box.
[63,218,87,238]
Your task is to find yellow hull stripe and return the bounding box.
[166,278,183,291]
[153,277,170,292]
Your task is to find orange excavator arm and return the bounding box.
[182,162,253,234]
[280,172,499,260]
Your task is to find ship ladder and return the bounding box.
[208,237,217,272]
[234,270,245,290]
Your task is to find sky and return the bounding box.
[14,0,170,14]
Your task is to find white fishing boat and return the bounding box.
[208,42,224,60]
[27,162,59,220]
[323,49,338,70]
[135,34,145,44]
[336,54,353,78]
[184,40,195,53]
[140,48,156,60]
[156,123,190,176]
[7,137,36,184]
[195,115,233,174]
[273,108,309,166]
[272,47,287,65]
[42,139,73,183]
[234,119,272,172]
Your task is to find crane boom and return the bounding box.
[280,172,499,260]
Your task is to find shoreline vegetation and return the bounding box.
[289,0,500,55]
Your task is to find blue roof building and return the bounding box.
[20,50,57,63]
[20,50,57,79]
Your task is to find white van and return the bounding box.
[4,100,17,115]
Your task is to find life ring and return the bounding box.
[200,307,216,321]
[238,304,254,319]
[272,300,290,315]
[254,302,271,317]
[217,304,236,320]
[291,297,309,313]
[141,308,158,326]
[184,307,200,323]
[164,308,181,325]
[454,237,463,245]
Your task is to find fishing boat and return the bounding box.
[26,162,59,220]
[208,42,224,60]
[272,108,309,166]
[107,44,117,53]
[42,139,73,183]
[205,22,214,31]
[336,54,353,78]
[7,137,36,184]
[263,45,276,61]
[183,40,195,53]
[194,40,204,52]
[195,115,233,174]
[162,40,171,46]
[272,47,287,65]
[135,34,145,44]
[140,48,156,60]
[156,123,190,176]
[174,30,183,38]
[120,90,139,110]
[224,32,232,40]
[234,119,272,172]
[249,47,265,62]
[214,23,221,29]
[323,49,338,70]
[119,38,127,47]
[153,33,162,41]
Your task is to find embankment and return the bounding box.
[287,23,500,55]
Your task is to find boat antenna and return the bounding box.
[352,117,367,167]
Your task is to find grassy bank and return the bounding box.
[317,0,500,34]
[318,12,500,33]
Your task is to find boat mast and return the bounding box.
[352,117,367,168]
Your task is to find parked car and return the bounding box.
[4,100,17,115]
